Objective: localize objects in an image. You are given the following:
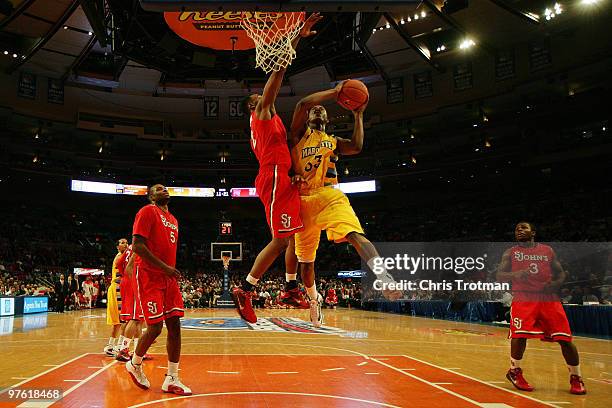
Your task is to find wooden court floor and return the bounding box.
[0,308,610,407]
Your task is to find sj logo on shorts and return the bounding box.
[148,301,158,314]
[281,214,292,229]
[512,317,522,329]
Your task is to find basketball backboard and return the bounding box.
[211,242,243,261]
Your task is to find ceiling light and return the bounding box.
[485,140,491,148]
[459,38,476,50]
[385,22,390,29]
[88,31,93,36]
[63,26,68,30]
[3,51,7,55]
[411,155,417,164]
[98,145,103,153]
[581,0,600,4]
[344,167,349,175]
[32,155,38,163]
[414,14,419,20]
[421,11,427,18]
[12,53,17,58]
[400,19,405,24]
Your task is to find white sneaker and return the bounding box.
[103,345,116,357]
[126,360,150,390]
[309,293,324,328]
[162,374,192,395]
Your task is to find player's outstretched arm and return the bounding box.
[336,101,367,155]
[258,69,286,120]
[259,13,322,121]
[132,235,180,278]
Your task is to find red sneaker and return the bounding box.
[232,288,257,323]
[506,368,534,391]
[569,375,586,395]
[280,288,309,309]
[115,348,131,362]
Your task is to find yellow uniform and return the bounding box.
[291,127,364,263]
[106,252,122,325]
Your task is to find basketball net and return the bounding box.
[221,255,231,271]
[240,12,305,73]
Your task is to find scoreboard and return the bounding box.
[219,222,233,235]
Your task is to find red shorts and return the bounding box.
[135,265,184,325]
[120,274,143,322]
[256,165,303,238]
[509,301,572,342]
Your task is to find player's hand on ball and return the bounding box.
[354,100,368,114]
[300,13,323,38]
[333,80,345,96]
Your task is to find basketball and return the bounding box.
[337,79,369,111]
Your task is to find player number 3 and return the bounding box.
[528,263,539,274]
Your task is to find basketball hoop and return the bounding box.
[221,254,231,270]
[240,11,305,73]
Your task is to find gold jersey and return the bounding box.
[291,127,339,194]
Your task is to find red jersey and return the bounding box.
[132,204,178,274]
[249,111,291,168]
[510,243,554,295]
[116,245,134,277]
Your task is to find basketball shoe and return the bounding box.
[103,345,116,357]
[115,348,131,362]
[279,288,309,309]
[126,360,150,390]
[232,287,257,323]
[162,374,192,395]
[569,375,586,395]
[506,368,534,391]
[309,293,324,328]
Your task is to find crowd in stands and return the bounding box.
[0,175,610,309]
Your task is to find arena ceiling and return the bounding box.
[0,0,605,87]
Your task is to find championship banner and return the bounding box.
[18,72,37,99]
[47,78,64,104]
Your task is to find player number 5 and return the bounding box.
[170,231,176,244]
